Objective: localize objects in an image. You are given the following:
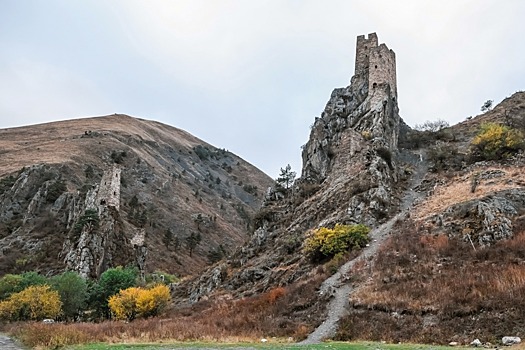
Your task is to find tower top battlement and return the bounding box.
[354,33,397,101]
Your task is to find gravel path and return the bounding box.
[0,334,26,350]
[300,150,428,345]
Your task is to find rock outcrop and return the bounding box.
[426,188,525,245]
[180,33,405,302]
[0,115,273,277]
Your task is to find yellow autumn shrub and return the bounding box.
[471,123,524,160]
[108,287,141,321]
[136,284,170,318]
[108,284,170,321]
[0,285,62,321]
[304,223,370,262]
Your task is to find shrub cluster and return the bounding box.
[304,224,370,262]
[470,122,524,161]
[428,142,464,172]
[0,267,173,322]
[108,284,170,321]
[0,285,62,321]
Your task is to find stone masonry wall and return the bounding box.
[354,33,397,109]
[96,165,121,212]
[355,33,378,74]
[369,43,397,100]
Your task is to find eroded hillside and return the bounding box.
[0,114,274,277]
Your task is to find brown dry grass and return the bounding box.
[9,273,327,348]
[340,219,525,344]
[414,165,525,220]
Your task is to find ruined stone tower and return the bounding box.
[354,33,397,107]
[96,165,121,213]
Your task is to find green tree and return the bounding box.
[50,271,87,320]
[276,164,296,191]
[0,274,23,300]
[163,228,174,249]
[19,271,47,290]
[89,266,138,319]
[481,99,493,112]
[186,232,202,257]
[74,209,100,233]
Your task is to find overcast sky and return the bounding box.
[1,1,524,178]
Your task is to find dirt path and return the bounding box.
[300,150,428,345]
[0,334,26,350]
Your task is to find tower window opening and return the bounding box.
[373,83,377,89]
[375,65,378,69]
[365,46,368,49]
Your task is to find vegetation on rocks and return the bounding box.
[304,224,370,262]
[470,122,524,161]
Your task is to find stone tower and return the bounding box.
[355,33,397,106]
[96,164,121,213]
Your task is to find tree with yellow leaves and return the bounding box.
[471,122,524,161]
[108,284,170,321]
[0,285,62,321]
[304,223,369,262]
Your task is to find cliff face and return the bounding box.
[180,33,405,302]
[0,115,274,278]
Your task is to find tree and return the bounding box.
[0,274,23,300]
[50,271,87,320]
[19,271,48,290]
[163,228,174,249]
[108,284,170,321]
[304,224,370,262]
[74,209,100,233]
[414,119,449,133]
[471,122,524,160]
[481,99,493,112]
[276,164,296,191]
[89,266,138,318]
[186,232,202,257]
[0,285,62,321]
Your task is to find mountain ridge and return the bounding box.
[0,114,274,277]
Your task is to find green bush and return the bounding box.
[428,143,464,171]
[73,209,99,233]
[470,122,524,161]
[46,180,67,203]
[304,224,370,262]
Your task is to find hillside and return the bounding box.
[168,34,525,345]
[0,114,274,277]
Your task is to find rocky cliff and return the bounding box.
[173,35,525,344]
[178,33,406,302]
[0,115,274,278]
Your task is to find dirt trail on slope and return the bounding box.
[300,150,428,345]
[0,334,26,350]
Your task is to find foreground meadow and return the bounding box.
[65,342,468,350]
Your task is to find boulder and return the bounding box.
[470,339,482,347]
[502,337,521,346]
